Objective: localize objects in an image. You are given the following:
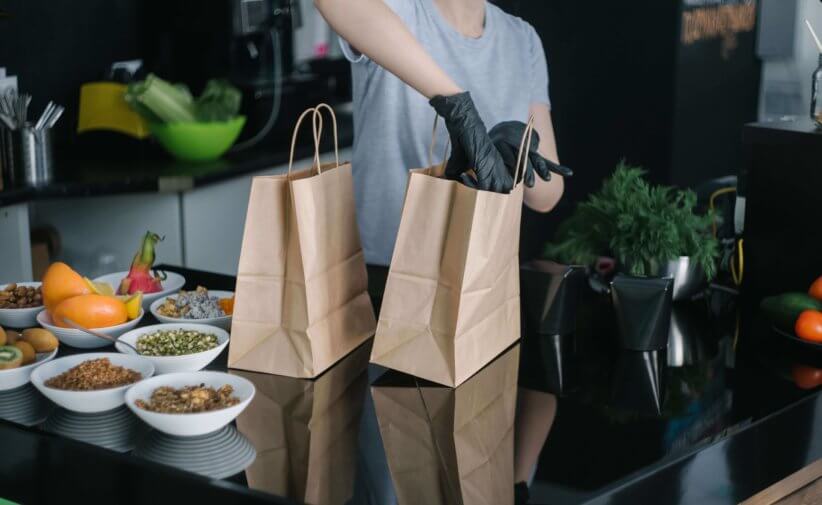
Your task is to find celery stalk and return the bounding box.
[126,74,197,123]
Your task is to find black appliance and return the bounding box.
[142,0,346,149]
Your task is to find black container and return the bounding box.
[519,333,578,396]
[520,260,586,336]
[611,350,667,416]
[518,261,586,395]
[611,274,674,351]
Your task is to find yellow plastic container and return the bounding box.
[77,82,149,139]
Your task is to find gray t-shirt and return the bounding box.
[340,0,550,266]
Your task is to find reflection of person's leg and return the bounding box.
[514,387,558,484]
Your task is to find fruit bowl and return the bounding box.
[0,282,45,329]
[37,310,144,349]
[93,271,186,312]
[116,323,230,374]
[149,290,233,331]
[125,371,254,436]
[31,352,155,413]
[0,348,58,391]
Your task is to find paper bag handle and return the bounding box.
[427,114,451,171]
[311,103,341,174]
[513,116,535,188]
[288,107,322,178]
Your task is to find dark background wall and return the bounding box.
[0,0,144,152]
[0,1,760,258]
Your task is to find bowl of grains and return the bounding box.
[116,323,229,374]
[149,287,234,331]
[0,282,45,329]
[31,353,154,413]
[125,371,254,436]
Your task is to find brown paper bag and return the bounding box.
[371,118,534,387]
[372,344,519,505]
[233,341,371,505]
[229,105,376,378]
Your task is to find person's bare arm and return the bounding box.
[314,0,462,98]
[524,103,564,212]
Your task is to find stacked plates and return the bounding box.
[133,426,256,479]
[43,406,146,453]
[0,384,51,426]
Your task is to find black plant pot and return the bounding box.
[518,261,586,396]
[611,350,667,416]
[610,274,674,351]
[518,332,578,396]
[520,260,587,336]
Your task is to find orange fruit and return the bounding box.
[810,275,822,301]
[52,294,128,329]
[42,262,91,313]
[795,310,822,343]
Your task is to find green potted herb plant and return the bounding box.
[544,163,719,350]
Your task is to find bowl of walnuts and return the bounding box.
[0,282,45,329]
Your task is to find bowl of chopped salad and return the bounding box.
[115,323,229,374]
[149,287,233,331]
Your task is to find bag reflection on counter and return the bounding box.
[232,341,371,505]
[372,345,519,505]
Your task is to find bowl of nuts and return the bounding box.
[115,323,229,374]
[125,371,255,436]
[0,282,45,329]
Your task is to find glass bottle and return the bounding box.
[811,54,822,127]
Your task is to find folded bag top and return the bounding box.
[229,104,376,378]
[371,116,534,387]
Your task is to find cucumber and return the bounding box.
[760,292,822,330]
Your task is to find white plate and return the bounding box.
[37,310,144,349]
[0,282,45,329]
[126,371,254,437]
[93,271,186,312]
[31,352,155,413]
[149,290,233,331]
[116,323,229,374]
[0,348,58,391]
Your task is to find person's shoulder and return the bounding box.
[487,3,539,41]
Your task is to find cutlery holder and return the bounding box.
[2,126,54,188]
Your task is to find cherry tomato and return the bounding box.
[795,310,822,343]
[792,364,822,390]
[810,275,822,301]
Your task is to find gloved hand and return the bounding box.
[430,92,572,192]
[489,121,573,187]
[429,92,513,193]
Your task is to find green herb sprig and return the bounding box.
[544,162,719,279]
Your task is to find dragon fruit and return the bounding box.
[118,231,166,295]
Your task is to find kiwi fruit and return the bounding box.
[13,341,35,365]
[22,328,58,352]
[0,346,22,370]
[5,330,20,345]
[0,327,5,346]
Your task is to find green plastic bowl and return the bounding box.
[148,116,246,162]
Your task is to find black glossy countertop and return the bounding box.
[0,113,354,208]
[0,266,819,505]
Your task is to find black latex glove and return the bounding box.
[489,121,574,187]
[429,92,513,193]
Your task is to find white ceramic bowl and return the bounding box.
[0,282,45,329]
[31,352,155,413]
[149,290,233,331]
[125,371,254,436]
[37,310,144,349]
[93,271,186,312]
[115,323,229,374]
[0,348,58,391]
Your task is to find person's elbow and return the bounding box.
[524,175,564,213]
[313,0,334,13]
